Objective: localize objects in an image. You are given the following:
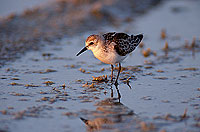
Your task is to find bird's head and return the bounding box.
[76,35,102,56]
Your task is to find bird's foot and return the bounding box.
[114,81,118,86]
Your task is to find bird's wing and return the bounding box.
[102,32,116,40]
[114,35,143,56]
[113,34,143,56]
[114,34,143,56]
[103,32,130,41]
[103,32,143,56]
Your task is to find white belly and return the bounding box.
[93,50,127,64]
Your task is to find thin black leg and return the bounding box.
[114,63,121,86]
[110,85,113,98]
[111,64,114,82]
[115,84,121,102]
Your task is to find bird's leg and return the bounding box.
[114,63,121,86]
[111,64,114,82]
[110,85,113,98]
[115,84,121,102]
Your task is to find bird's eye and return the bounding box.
[89,42,94,45]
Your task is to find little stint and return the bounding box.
[77,32,143,85]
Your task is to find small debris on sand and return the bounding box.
[139,42,144,48]
[142,48,157,57]
[43,81,55,86]
[9,82,23,86]
[79,68,86,73]
[162,41,169,51]
[161,29,167,39]
[156,70,164,73]
[139,121,156,131]
[25,84,40,87]
[92,75,108,82]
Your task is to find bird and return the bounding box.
[76,32,143,85]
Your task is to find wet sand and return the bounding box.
[0,0,200,132]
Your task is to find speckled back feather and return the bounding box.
[103,32,143,56]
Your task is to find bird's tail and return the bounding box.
[130,34,143,44]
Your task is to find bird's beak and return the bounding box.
[80,117,89,125]
[76,47,87,56]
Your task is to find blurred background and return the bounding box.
[0,0,161,66]
[0,0,52,17]
[0,0,200,132]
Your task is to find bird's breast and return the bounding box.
[92,48,127,64]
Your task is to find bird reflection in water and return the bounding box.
[80,84,138,131]
[110,82,121,102]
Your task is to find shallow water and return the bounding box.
[0,0,200,132]
[0,0,52,17]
